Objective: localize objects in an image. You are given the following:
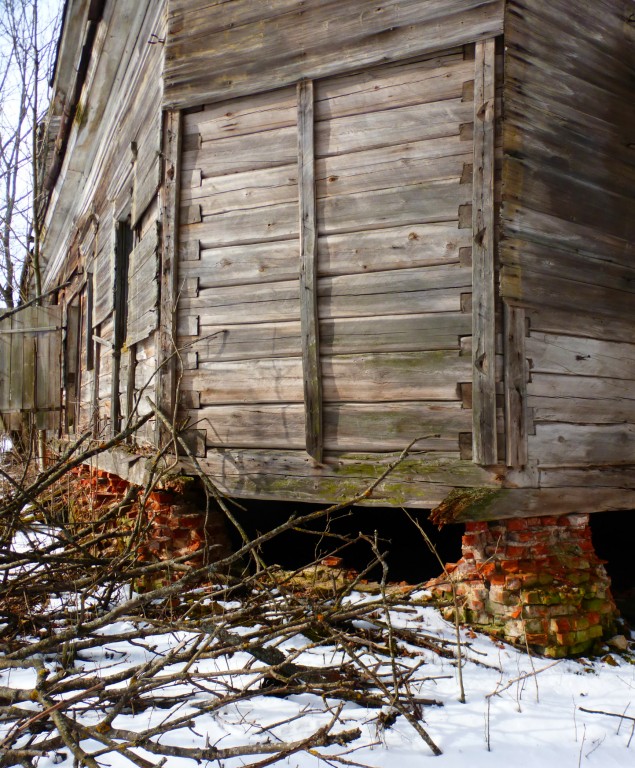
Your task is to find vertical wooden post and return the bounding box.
[92,323,101,436]
[156,109,182,444]
[297,80,323,462]
[471,38,497,465]
[504,303,528,467]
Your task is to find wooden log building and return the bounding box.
[5,0,634,526]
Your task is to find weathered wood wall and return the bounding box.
[165,0,504,108]
[499,0,635,491]
[0,306,62,431]
[41,1,166,441]
[176,43,505,505]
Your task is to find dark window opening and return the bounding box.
[86,272,94,371]
[111,220,134,434]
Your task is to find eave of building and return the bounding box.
[41,1,160,289]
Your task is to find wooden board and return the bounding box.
[317,179,469,236]
[503,304,528,468]
[471,38,497,465]
[528,373,635,404]
[180,223,471,290]
[500,0,634,325]
[183,201,298,248]
[297,80,323,460]
[315,99,473,158]
[126,223,159,346]
[194,446,499,507]
[317,144,472,199]
[178,265,472,327]
[0,305,62,417]
[529,423,635,466]
[314,54,472,120]
[528,396,635,425]
[165,0,504,108]
[93,219,115,326]
[526,332,635,381]
[197,401,470,451]
[182,126,297,176]
[183,350,469,405]
[185,311,471,363]
[182,163,298,210]
[183,85,297,141]
[156,109,182,436]
[317,224,470,277]
[527,306,635,347]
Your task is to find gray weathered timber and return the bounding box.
[529,396,635,426]
[434,487,635,524]
[529,423,635,467]
[193,447,499,507]
[156,109,183,434]
[0,305,62,421]
[197,401,471,452]
[471,38,497,465]
[182,164,298,212]
[314,53,471,120]
[500,0,634,312]
[165,0,504,108]
[539,466,635,489]
[184,311,471,364]
[503,304,527,468]
[317,179,470,236]
[181,350,469,406]
[297,80,323,461]
[526,333,635,381]
[126,223,159,346]
[36,0,635,520]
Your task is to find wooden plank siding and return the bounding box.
[165,0,504,108]
[32,0,635,521]
[40,3,167,440]
[471,38,497,465]
[498,0,635,484]
[0,306,62,428]
[176,43,493,501]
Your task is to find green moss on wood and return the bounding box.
[431,487,507,524]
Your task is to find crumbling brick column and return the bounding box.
[134,481,233,586]
[68,468,232,588]
[428,514,617,657]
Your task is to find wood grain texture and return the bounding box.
[436,487,635,523]
[297,80,323,461]
[196,401,470,451]
[184,310,471,363]
[182,350,469,405]
[192,447,499,507]
[500,0,635,315]
[529,423,635,466]
[471,38,497,465]
[156,109,182,438]
[0,306,62,419]
[526,332,635,381]
[165,0,504,108]
[126,223,159,346]
[503,304,528,468]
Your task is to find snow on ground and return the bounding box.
[2,595,633,768]
[1,520,633,767]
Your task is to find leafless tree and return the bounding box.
[0,0,61,307]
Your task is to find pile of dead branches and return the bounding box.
[0,424,467,767]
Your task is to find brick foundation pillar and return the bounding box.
[136,482,233,584]
[428,514,617,657]
[69,468,233,588]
